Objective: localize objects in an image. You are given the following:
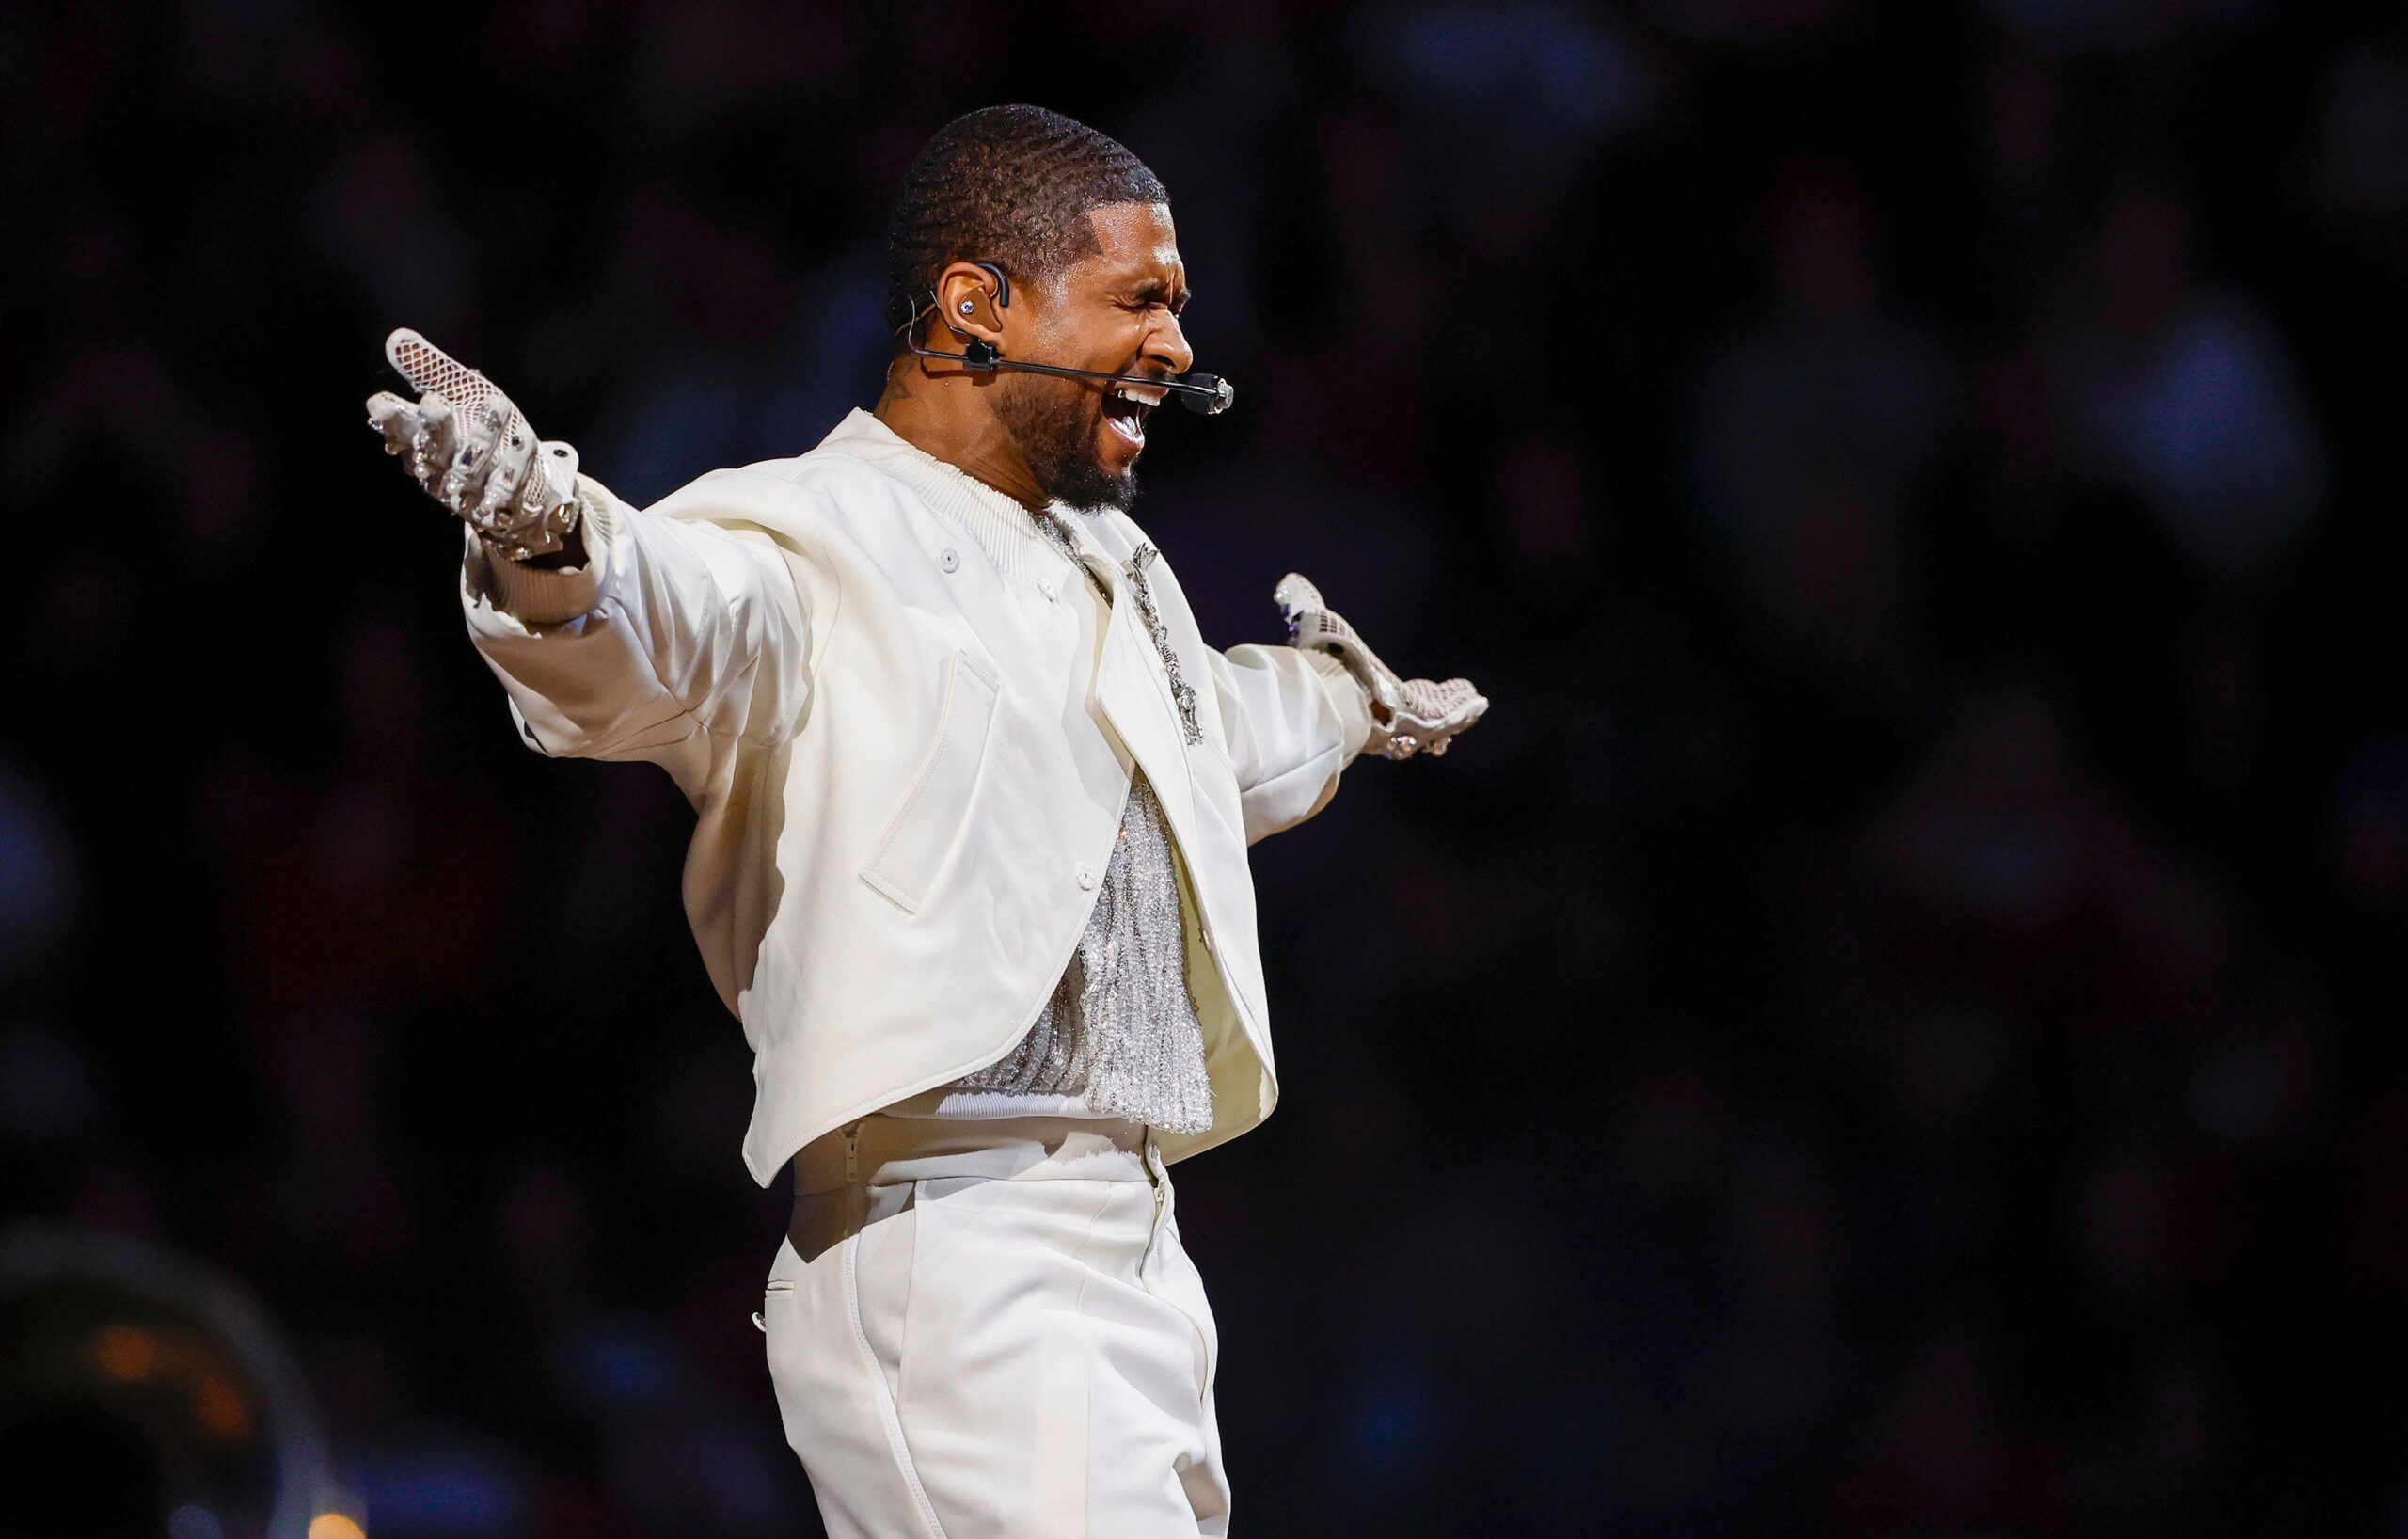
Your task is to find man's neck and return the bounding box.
[873,357,1049,511]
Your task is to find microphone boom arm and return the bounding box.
[901,312,1234,416]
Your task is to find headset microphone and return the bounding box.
[892,263,1237,416]
[937,338,1235,416]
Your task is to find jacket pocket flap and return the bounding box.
[860,650,1000,913]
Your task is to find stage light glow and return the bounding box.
[196,1372,252,1436]
[309,1515,367,1539]
[94,1323,159,1380]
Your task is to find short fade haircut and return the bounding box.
[885,105,1166,338]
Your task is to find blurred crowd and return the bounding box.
[8,0,2408,1533]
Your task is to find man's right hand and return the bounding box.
[1274,573,1489,760]
[366,330,584,563]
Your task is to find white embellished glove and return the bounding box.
[1275,574,1488,760]
[365,328,582,563]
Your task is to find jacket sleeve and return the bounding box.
[1207,643,1374,843]
[460,473,814,793]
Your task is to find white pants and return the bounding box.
[761,1119,1229,1538]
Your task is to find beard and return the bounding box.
[992,373,1135,512]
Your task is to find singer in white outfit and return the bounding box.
[365,105,1484,1537]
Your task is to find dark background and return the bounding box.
[8,0,2408,1533]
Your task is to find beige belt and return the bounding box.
[787,1114,1152,1261]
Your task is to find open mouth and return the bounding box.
[1101,383,1162,449]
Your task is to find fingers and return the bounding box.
[470,405,542,530]
[534,438,578,503]
[366,391,421,458]
[413,389,461,493]
[514,438,579,522]
[441,393,515,513]
[1383,677,1486,761]
[368,351,579,554]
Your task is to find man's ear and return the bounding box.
[935,262,1007,341]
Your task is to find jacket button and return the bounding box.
[1076,863,1097,890]
[938,547,960,572]
[1038,578,1057,601]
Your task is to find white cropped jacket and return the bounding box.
[461,410,1370,1182]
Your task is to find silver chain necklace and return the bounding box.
[1026,507,1105,595]
[1028,510,1202,747]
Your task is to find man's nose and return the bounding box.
[1143,315,1194,377]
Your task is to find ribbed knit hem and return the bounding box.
[481,548,600,623]
[833,411,1078,587]
[463,475,619,626]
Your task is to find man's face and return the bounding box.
[993,201,1194,512]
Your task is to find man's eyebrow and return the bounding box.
[1127,275,1194,308]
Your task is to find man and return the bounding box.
[366,105,1484,1537]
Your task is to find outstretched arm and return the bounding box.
[460,482,813,781]
[366,331,813,791]
[1209,642,1371,842]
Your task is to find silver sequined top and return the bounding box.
[944,770,1215,1134]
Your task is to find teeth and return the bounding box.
[1104,384,1151,447]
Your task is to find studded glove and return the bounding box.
[365,328,582,563]
[1275,574,1488,760]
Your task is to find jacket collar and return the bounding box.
[822,408,1135,581]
